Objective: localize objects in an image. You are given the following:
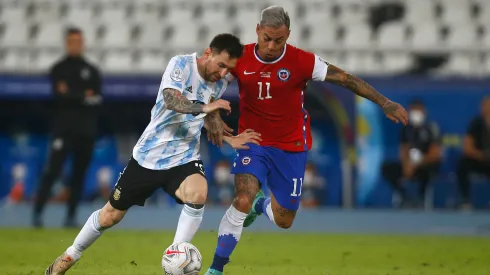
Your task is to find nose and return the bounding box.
[267,41,275,50]
[220,68,228,78]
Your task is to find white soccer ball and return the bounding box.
[161,242,202,275]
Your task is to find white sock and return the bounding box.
[173,204,204,244]
[67,209,108,260]
[262,197,276,225]
[215,206,248,258]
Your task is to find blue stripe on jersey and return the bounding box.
[153,100,164,119]
[301,90,308,151]
[175,126,202,166]
[174,115,193,138]
[138,135,160,163]
[155,140,180,169]
[214,80,224,99]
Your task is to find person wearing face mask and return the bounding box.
[382,99,442,208]
[456,97,490,210]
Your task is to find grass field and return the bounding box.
[1,228,489,275]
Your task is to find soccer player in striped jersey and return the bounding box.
[45,33,262,275]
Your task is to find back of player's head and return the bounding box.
[209,33,244,59]
[260,5,290,30]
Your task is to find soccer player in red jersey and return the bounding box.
[204,6,408,274]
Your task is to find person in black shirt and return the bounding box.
[457,97,490,209]
[33,27,102,228]
[382,100,442,207]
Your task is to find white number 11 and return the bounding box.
[257,82,272,100]
[291,178,303,197]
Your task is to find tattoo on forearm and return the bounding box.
[204,111,224,133]
[163,88,204,114]
[233,174,260,206]
[325,65,388,107]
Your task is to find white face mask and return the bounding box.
[215,168,230,184]
[409,110,425,126]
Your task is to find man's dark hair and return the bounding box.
[65,27,83,38]
[209,33,244,59]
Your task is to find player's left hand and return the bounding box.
[230,129,262,150]
[382,101,409,126]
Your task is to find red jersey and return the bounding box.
[229,43,329,152]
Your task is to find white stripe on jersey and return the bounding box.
[133,53,229,170]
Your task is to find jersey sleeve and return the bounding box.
[298,50,329,81]
[312,54,330,81]
[159,56,189,93]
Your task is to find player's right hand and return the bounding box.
[203,99,231,114]
[230,129,262,150]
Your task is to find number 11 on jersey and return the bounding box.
[257,82,272,100]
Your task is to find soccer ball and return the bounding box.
[161,242,202,275]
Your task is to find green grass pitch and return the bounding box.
[1,228,489,275]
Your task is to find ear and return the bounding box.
[255,24,260,35]
[203,48,213,59]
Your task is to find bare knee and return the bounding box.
[233,174,259,213]
[275,219,294,229]
[184,190,207,205]
[99,202,126,228]
[233,194,254,213]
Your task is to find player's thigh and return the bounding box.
[109,157,163,211]
[266,149,308,212]
[164,160,208,204]
[231,143,270,201]
[175,174,208,204]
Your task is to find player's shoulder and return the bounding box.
[168,54,194,68]
[285,44,314,59]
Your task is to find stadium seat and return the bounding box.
[445,25,480,50]
[135,51,167,74]
[409,23,443,51]
[30,50,62,71]
[32,22,64,48]
[0,23,31,48]
[302,2,333,26]
[135,25,165,50]
[376,22,408,50]
[305,24,339,51]
[438,0,474,26]
[403,0,437,25]
[335,1,370,25]
[63,6,94,27]
[102,50,134,73]
[99,24,133,49]
[165,25,203,52]
[0,5,28,24]
[382,53,414,75]
[1,50,30,72]
[433,53,474,76]
[97,5,128,26]
[31,1,62,23]
[342,23,372,50]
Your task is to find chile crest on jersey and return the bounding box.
[277,68,290,82]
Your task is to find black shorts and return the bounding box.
[109,157,206,211]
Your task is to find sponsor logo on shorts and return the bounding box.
[113,188,121,201]
[241,156,251,165]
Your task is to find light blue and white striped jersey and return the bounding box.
[133,53,231,170]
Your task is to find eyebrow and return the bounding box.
[265,34,284,41]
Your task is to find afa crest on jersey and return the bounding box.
[277,68,290,82]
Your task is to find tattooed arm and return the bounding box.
[162,88,231,114]
[162,88,204,114]
[324,65,409,125]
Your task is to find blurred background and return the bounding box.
[0,0,489,219]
